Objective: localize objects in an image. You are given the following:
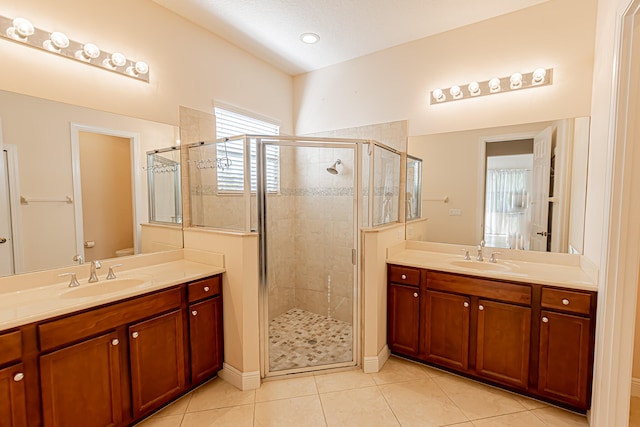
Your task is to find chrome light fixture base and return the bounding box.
[0,14,149,83]
[430,68,553,104]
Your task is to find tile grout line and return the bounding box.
[313,375,331,427]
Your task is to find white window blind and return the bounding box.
[214,106,280,193]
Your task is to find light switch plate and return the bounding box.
[449,208,462,216]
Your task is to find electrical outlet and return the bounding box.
[449,208,462,216]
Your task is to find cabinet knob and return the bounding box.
[204,286,210,292]
[401,274,407,280]
[478,304,484,311]
[413,292,418,298]
[192,310,198,316]
[13,372,24,382]
[562,298,570,305]
[111,338,119,346]
[542,316,549,323]
[463,301,469,308]
[132,332,139,339]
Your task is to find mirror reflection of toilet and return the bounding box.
[115,248,134,257]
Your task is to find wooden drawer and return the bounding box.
[427,271,531,305]
[388,265,420,286]
[541,288,592,315]
[39,287,183,352]
[188,276,221,303]
[0,330,22,366]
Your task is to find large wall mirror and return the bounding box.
[406,117,590,254]
[0,89,182,277]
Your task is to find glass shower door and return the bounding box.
[258,140,358,376]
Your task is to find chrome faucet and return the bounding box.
[476,240,485,262]
[88,260,102,283]
[59,272,80,287]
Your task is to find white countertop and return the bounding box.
[0,250,225,331]
[387,241,598,292]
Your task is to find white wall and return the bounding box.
[0,0,293,132]
[293,0,596,137]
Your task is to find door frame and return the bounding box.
[256,137,361,378]
[0,135,24,274]
[476,131,541,246]
[70,123,142,260]
[591,0,640,424]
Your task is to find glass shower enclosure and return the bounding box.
[188,135,401,377]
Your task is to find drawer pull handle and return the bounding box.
[478,304,484,311]
[111,339,119,346]
[13,372,24,382]
[413,292,418,298]
[132,332,139,339]
[401,274,407,280]
[204,286,210,292]
[192,310,198,316]
[542,316,549,323]
[562,298,570,305]
[463,301,469,308]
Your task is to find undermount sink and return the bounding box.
[448,260,511,272]
[61,278,147,299]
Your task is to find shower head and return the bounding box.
[327,159,342,175]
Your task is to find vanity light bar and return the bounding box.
[430,68,553,104]
[0,14,149,82]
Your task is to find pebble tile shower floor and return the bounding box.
[268,308,352,371]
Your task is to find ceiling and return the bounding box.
[152,0,549,76]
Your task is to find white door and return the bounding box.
[0,149,14,276]
[530,127,553,251]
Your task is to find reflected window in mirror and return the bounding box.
[146,147,182,224]
[406,155,422,221]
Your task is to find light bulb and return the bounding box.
[127,60,149,77]
[449,85,462,98]
[532,68,547,84]
[510,72,523,89]
[134,61,149,75]
[468,81,481,96]
[43,32,69,52]
[75,43,101,61]
[300,33,320,44]
[6,17,34,41]
[489,77,501,92]
[432,88,445,102]
[103,52,127,69]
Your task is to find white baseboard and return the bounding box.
[631,377,640,397]
[363,345,391,373]
[218,363,261,390]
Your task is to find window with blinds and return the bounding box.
[214,106,280,193]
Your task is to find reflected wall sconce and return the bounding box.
[430,68,552,104]
[0,14,149,82]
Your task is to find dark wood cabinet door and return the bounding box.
[387,283,421,356]
[476,299,531,389]
[424,290,470,370]
[538,310,592,409]
[39,332,122,427]
[0,363,27,427]
[189,296,223,384]
[129,309,186,418]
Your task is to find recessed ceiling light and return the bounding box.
[300,33,320,44]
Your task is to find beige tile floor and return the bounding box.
[136,356,590,427]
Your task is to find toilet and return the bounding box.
[115,247,134,257]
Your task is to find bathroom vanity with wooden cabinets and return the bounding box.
[0,274,223,427]
[387,264,596,412]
